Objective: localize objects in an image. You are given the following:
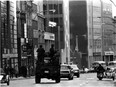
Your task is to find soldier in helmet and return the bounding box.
[49,44,55,58]
[36,45,45,62]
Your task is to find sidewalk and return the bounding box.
[10,76,35,81]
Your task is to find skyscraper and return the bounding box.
[70,0,114,68]
[1,1,17,68]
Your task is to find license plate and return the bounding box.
[44,71,49,73]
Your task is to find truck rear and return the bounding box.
[35,53,61,83]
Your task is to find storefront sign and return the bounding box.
[44,32,55,41]
[105,51,114,55]
[93,52,101,56]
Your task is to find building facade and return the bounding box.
[1,1,18,68]
[16,1,45,75]
[43,0,64,51]
[69,0,88,68]
[70,0,114,68]
[87,0,114,67]
[43,0,69,63]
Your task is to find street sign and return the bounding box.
[93,52,101,56]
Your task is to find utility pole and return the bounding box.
[58,26,60,52]
[58,26,61,63]
[100,0,103,61]
[0,1,2,68]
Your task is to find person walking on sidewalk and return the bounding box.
[14,65,19,78]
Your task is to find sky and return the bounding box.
[111,0,116,17]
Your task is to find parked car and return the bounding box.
[0,68,10,85]
[108,61,116,69]
[60,64,74,80]
[70,64,80,78]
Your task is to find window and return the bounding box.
[59,4,62,14]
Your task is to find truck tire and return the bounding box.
[35,75,41,83]
[55,77,60,83]
[98,77,103,80]
[68,75,73,80]
[112,76,115,81]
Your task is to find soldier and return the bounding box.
[36,45,45,62]
[49,44,55,58]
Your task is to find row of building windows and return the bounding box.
[1,1,17,55]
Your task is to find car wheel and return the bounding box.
[7,79,10,85]
[7,76,10,85]
[112,76,115,81]
[98,77,103,80]
[77,73,80,78]
[55,77,60,83]
[35,75,41,83]
[68,75,73,80]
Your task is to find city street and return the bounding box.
[1,73,116,87]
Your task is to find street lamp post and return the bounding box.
[0,2,2,68]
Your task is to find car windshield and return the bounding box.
[61,66,68,70]
[70,65,78,69]
[92,62,106,67]
[108,62,116,66]
[101,63,106,66]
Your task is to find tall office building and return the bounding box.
[1,1,17,68]
[70,0,114,68]
[69,0,88,68]
[43,0,70,64]
[87,0,114,67]
[43,0,64,50]
[43,0,65,63]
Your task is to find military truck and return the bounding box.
[35,52,61,83]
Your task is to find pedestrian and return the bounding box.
[10,67,14,78]
[82,66,85,73]
[30,66,34,76]
[4,65,10,75]
[36,45,45,62]
[21,66,27,78]
[14,65,19,78]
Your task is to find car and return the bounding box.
[108,61,116,68]
[0,68,10,85]
[60,64,74,80]
[70,64,80,78]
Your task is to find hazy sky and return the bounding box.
[111,0,116,16]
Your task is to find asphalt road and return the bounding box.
[1,73,116,87]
